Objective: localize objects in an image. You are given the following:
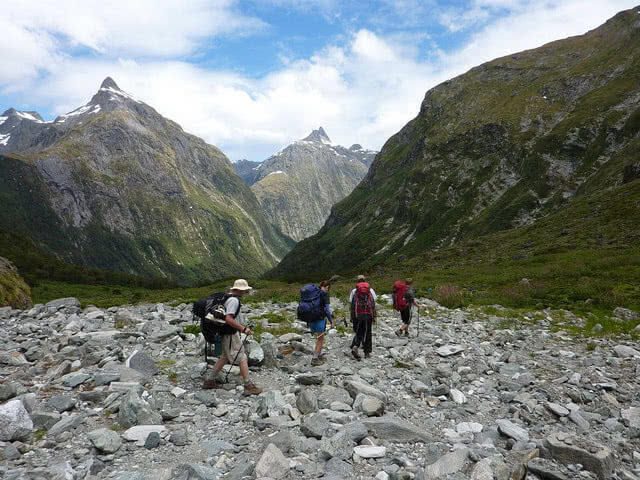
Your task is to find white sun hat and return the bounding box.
[231,279,253,291]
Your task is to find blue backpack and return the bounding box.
[297,284,325,323]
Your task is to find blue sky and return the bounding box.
[0,0,636,160]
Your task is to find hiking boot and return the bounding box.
[311,356,323,366]
[202,379,222,390]
[351,346,361,360]
[364,352,370,359]
[404,331,409,337]
[243,382,262,396]
[395,329,403,337]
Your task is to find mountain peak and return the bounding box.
[100,77,120,90]
[1,108,44,122]
[302,127,331,144]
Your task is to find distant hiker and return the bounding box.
[349,275,377,360]
[202,279,262,396]
[394,278,418,337]
[297,281,334,366]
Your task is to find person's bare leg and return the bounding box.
[203,355,228,389]
[239,358,249,381]
[211,355,228,375]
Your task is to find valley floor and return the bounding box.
[1,297,639,479]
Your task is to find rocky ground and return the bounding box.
[0,296,639,479]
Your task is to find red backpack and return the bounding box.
[353,282,374,316]
[393,280,409,311]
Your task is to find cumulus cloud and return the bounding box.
[1,0,637,161]
[0,0,264,84]
[441,0,638,73]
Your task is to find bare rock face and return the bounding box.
[0,78,291,283]
[0,256,31,309]
[251,127,377,241]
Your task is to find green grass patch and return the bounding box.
[183,324,201,335]
[157,359,176,368]
[167,371,178,383]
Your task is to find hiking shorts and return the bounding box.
[309,319,326,333]
[400,307,412,325]
[221,332,246,364]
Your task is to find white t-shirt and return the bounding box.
[349,287,377,303]
[224,296,243,324]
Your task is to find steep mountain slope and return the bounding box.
[0,256,31,309]
[234,159,263,185]
[251,127,377,241]
[0,78,291,284]
[272,7,640,278]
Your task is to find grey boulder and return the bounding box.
[255,443,289,479]
[0,398,33,441]
[88,427,122,453]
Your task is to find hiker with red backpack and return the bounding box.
[394,278,418,337]
[349,275,377,360]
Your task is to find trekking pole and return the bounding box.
[225,333,249,383]
[416,306,420,338]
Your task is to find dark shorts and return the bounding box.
[309,319,326,333]
[400,307,412,325]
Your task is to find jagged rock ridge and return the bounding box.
[0,78,291,283]
[272,7,640,278]
[251,128,377,241]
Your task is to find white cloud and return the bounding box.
[0,0,264,85]
[1,0,638,161]
[443,0,638,74]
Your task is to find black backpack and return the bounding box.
[192,292,240,341]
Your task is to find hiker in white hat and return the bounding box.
[203,279,262,395]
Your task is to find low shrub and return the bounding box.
[433,284,466,309]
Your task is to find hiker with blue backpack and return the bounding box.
[349,275,377,360]
[297,280,334,366]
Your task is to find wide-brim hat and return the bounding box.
[231,279,252,291]
[356,274,366,281]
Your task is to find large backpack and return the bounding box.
[297,284,325,323]
[352,282,374,316]
[192,292,240,342]
[393,280,409,311]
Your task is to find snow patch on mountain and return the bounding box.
[99,86,142,104]
[16,111,43,123]
[57,104,102,122]
[0,134,10,146]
